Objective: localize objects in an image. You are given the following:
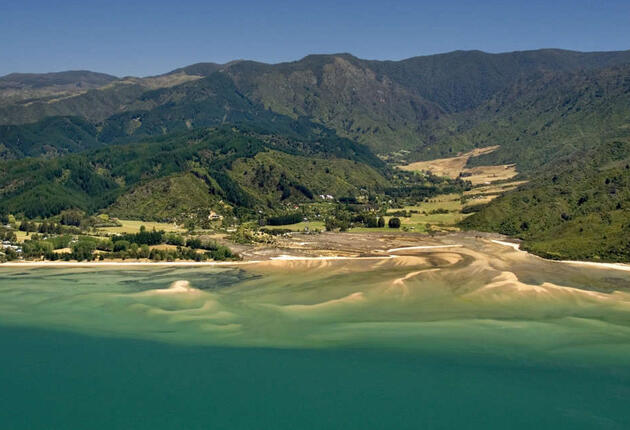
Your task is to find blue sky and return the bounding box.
[1,0,629,77]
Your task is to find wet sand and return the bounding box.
[1,231,629,360]
[3,232,629,274]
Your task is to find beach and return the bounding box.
[3,232,630,275]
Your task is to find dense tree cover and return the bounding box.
[0,116,100,159]
[454,65,630,174]
[0,228,17,242]
[462,139,630,261]
[14,226,236,262]
[116,228,164,246]
[266,213,303,226]
[364,49,630,113]
[0,125,388,219]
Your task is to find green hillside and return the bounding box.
[0,126,394,220]
[223,56,444,154]
[461,65,630,173]
[365,49,630,112]
[462,139,630,261]
[229,150,389,204]
[0,116,100,159]
[0,72,387,161]
[456,63,630,262]
[107,173,229,222]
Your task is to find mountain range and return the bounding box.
[1,48,630,260]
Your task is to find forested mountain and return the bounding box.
[0,116,100,159]
[428,64,630,171]
[462,138,630,261]
[1,48,630,260]
[457,63,630,261]
[0,126,395,220]
[2,48,630,156]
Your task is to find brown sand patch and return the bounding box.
[398,146,517,184]
[462,164,518,185]
[398,146,499,177]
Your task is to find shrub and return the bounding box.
[365,216,378,228]
[186,238,202,249]
[388,218,401,228]
[165,233,185,246]
[113,240,130,252]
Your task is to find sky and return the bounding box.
[1,0,629,77]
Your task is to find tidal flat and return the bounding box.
[1,235,630,428]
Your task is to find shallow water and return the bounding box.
[1,244,630,428]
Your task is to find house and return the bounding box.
[208,211,223,221]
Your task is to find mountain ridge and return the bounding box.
[1,48,630,260]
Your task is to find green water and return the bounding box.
[2,326,629,429]
[1,249,630,428]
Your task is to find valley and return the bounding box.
[0,48,629,263]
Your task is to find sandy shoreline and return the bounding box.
[490,238,630,272]
[0,255,394,268]
[1,233,628,272]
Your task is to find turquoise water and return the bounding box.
[1,247,630,429]
[1,326,629,429]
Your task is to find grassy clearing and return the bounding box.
[97,220,185,234]
[464,180,528,197]
[375,193,470,233]
[14,231,29,243]
[263,221,326,232]
[148,244,180,251]
[462,164,518,185]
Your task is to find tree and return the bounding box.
[366,216,378,228]
[113,240,130,252]
[377,217,385,228]
[60,210,83,227]
[165,233,185,246]
[325,217,338,231]
[71,241,96,261]
[186,238,202,249]
[388,217,401,228]
[138,244,150,259]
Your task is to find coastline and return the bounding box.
[1,233,628,271]
[0,255,395,268]
[490,239,630,272]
